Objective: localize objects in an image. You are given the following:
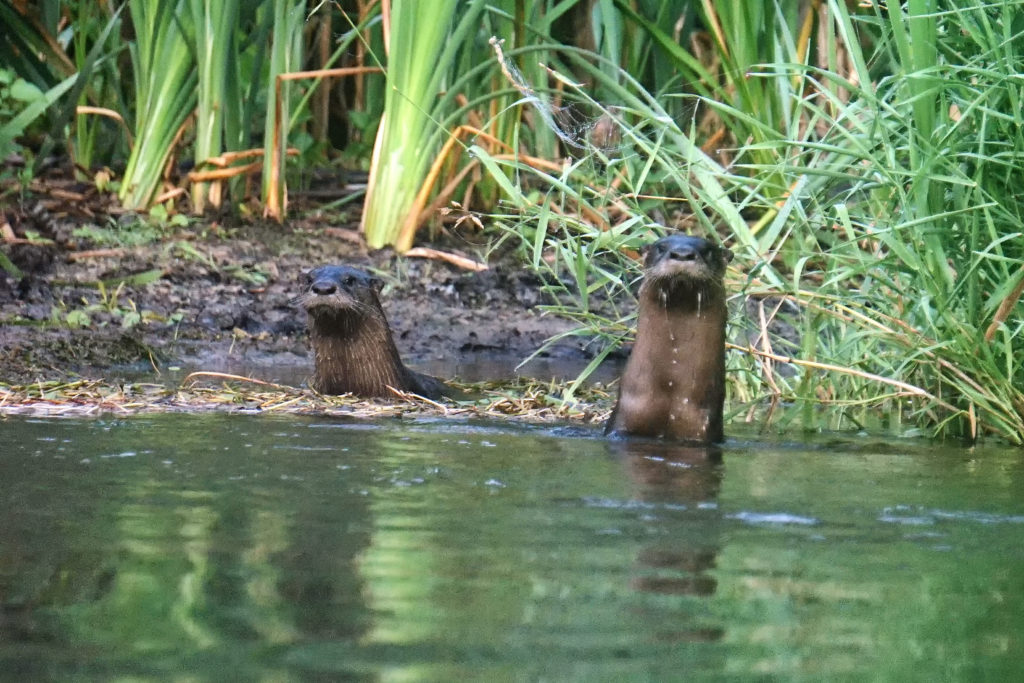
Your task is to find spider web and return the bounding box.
[489,36,621,155]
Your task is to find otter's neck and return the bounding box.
[310,309,409,397]
[632,281,727,385]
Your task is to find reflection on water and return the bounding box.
[614,441,724,644]
[1,414,1023,679]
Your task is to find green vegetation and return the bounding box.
[189,0,240,213]
[51,277,170,330]
[3,0,1024,441]
[360,0,477,249]
[119,0,195,209]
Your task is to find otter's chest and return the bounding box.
[610,314,723,440]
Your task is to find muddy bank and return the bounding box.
[0,201,600,389]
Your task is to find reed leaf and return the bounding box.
[188,0,240,213]
[261,0,305,218]
[361,0,488,250]
[119,0,197,210]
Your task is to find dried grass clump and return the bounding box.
[0,372,611,425]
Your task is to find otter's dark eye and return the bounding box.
[344,276,357,286]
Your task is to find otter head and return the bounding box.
[641,234,732,305]
[298,265,383,321]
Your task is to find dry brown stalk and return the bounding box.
[701,0,730,60]
[700,127,726,157]
[47,188,87,202]
[75,106,133,144]
[187,161,262,183]
[266,66,384,220]
[727,342,962,415]
[386,385,449,411]
[395,125,513,251]
[181,371,297,391]
[153,187,186,204]
[201,149,266,168]
[984,264,1024,342]
[540,197,611,235]
[405,247,488,272]
[419,158,480,223]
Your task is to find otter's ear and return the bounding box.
[720,247,734,264]
[369,276,385,293]
[638,243,651,266]
[640,240,661,260]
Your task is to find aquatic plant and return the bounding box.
[118,0,197,210]
[360,0,487,249]
[188,0,240,213]
[260,0,306,218]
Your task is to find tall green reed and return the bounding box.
[360,0,487,249]
[261,0,305,218]
[119,0,197,209]
[361,0,658,250]
[0,1,123,174]
[188,0,239,213]
[70,1,121,175]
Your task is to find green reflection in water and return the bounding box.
[712,443,1024,680]
[0,415,1022,680]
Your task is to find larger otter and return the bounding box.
[606,234,732,443]
[296,265,447,400]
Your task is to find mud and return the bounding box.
[0,199,593,389]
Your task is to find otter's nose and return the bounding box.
[311,281,337,295]
[668,246,699,261]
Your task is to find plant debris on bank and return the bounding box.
[0,374,612,425]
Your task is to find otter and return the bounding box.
[296,265,447,400]
[605,234,732,443]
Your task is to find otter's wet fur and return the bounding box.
[606,235,732,443]
[296,265,447,400]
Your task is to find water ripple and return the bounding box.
[581,497,688,511]
[879,505,1024,526]
[727,511,819,526]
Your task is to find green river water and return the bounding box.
[1,413,1022,681]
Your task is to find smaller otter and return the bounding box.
[606,235,732,443]
[296,265,447,400]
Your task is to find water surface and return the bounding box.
[1,414,1022,680]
